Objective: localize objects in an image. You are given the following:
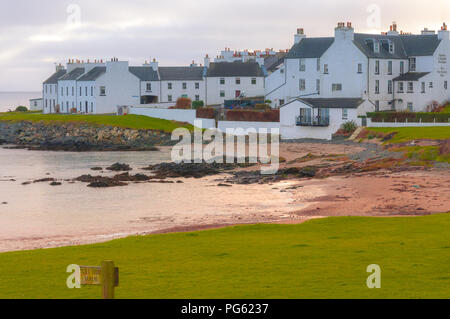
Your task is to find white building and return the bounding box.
[159,65,206,104]
[266,22,450,114]
[43,65,66,113]
[29,98,43,111]
[205,60,266,105]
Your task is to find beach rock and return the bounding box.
[33,178,56,183]
[22,181,32,185]
[113,172,151,182]
[50,182,62,186]
[87,179,127,188]
[90,167,103,171]
[106,163,132,172]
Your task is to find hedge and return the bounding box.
[196,107,215,119]
[367,111,450,123]
[226,110,279,122]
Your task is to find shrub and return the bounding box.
[196,107,215,119]
[226,109,279,122]
[15,106,28,112]
[341,121,358,133]
[192,100,204,109]
[367,111,450,123]
[264,100,272,104]
[175,97,192,109]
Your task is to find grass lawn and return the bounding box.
[0,214,449,299]
[367,127,450,143]
[0,112,194,132]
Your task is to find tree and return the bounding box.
[15,106,28,112]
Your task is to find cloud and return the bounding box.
[0,0,449,91]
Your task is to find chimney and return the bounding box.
[421,28,436,35]
[204,54,210,68]
[335,22,354,41]
[148,58,158,71]
[438,23,449,40]
[387,22,400,36]
[294,28,306,44]
[56,63,64,72]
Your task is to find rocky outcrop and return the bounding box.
[0,121,174,151]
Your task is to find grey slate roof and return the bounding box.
[264,52,287,73]
[393,72,430,81]
[286,38,334,59]
[299,98,365,109]
[43,69,67,84]
[77,67,106,81]
[353,33,441,59]
[159,66,204,81]
[58,68,85,81]
[129,66,160,81]
[207,61,265,77]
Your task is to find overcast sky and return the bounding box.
[0,0,449,91]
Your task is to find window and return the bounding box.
[400,61,405,74]
[316,79,320,93]
[85,87,88,96]
[100,86,106,96]
[398,82,404,93]
[429,82,433,89]
[80,87,82,96]
[299,79,306,91]
[279,99,285,106]
[375,80,380,94]
[168,83,172,90]
[409,58,416,71]
[72,87,74,96]
[388,80,393,94]
[235,78,240,85]
[324,64,329,74]
[342,108,348,120]
[91,103,93,113]
[195,82,200,89]
[66,87,69,96]
[445,81,448,90]
[220,78,225,85]
[299,59,306,71]
[375,60,380,75]
[375,100,380,112]
[317,58,320,72]
[407,82,414,93]
[389,41,394,54]
[91,87,93,96]
[195,95,200,101]
[61,87,64,96]
[332,83,342,91]
[220,90,225,97]
[358,63,363,74]
[182,83,187,90]
[407,103,413,112]
[49,86,52,94]
[388,61,392,75]
[168,95,172,102]
[251,78,257,85]
[45,86,48,94]
[146,83,152,91]
[374,41,380,53]
[421,82,426,93]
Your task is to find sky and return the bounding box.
[0,0,449,91]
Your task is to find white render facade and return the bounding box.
[266,23,450,114]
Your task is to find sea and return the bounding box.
[0,91,41,112]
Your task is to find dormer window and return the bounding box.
[374,41,380,53]
[389,41,395,54]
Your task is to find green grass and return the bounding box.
[392,146,450,164]
[0,112,194,132]
[367,127,450,143]
[0,214,449,299]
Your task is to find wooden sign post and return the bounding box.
[80,261,119,299]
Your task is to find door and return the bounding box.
[85,102,88,113]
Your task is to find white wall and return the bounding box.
[367,118,450,127]
[129,107,216,128]
[160,80,206,104]
[280,99,358,140]
[43,83,58,113]
[217,121,280,135]
[206,76,265,105]
[29,99,43,111]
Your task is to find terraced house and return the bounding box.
[267,22,450,114]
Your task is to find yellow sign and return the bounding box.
[80,266,102,286]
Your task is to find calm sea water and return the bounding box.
[0,91,41,112]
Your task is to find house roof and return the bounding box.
[58,68,85,81]
[43,69,67,84]
[159,66,204,81]
[286,38,334,59]
[77,67,106,81]
[282,98,364,109]
[353,33,441,59]
[207,61,265,77]
[264,52,287,73]
[129,66,160,81]
[393,72,430,81]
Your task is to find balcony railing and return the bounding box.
[296,116,330,127]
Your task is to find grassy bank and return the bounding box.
[0,112,193,132]
[367,127,450,143]
[0,214,449,299]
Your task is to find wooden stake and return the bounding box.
[101,261,115,299]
